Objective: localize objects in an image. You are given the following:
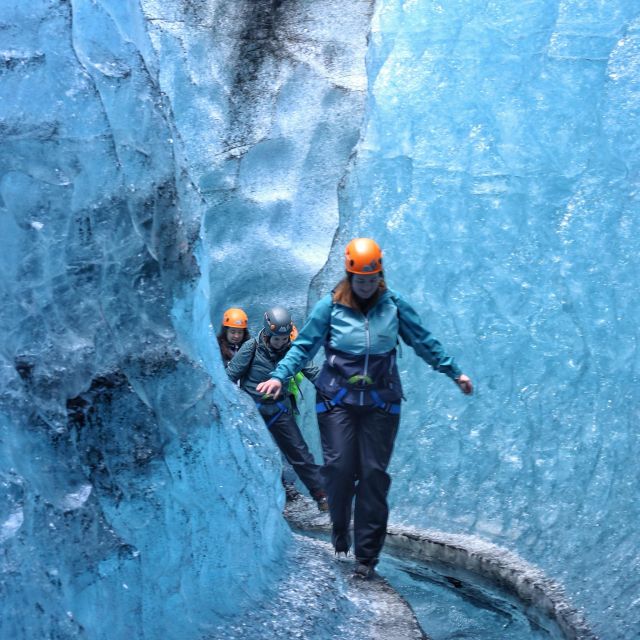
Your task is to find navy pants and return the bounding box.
[317,395,400,561]
[262,409,323,495]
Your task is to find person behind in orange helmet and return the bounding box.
[257,238,473,579]
[217,307,251,367]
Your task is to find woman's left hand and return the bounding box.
[455,374,473,395]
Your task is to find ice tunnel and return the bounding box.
[1,1,639,639]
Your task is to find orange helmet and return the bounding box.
[290,323,299,342]
[344,238,383,274]
[222,307,248,329]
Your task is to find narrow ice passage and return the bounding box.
[1,1,640,639]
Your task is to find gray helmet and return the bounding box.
[263,305,293,337]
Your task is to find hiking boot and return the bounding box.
[331,529,351,555]
[283,482,301,502]
[311,489,329,512]
[353,558,378,580]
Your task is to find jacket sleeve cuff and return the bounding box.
[448,365,463,380]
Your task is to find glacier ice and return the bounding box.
[0,1,290,637]
[309,1,640,638]
[0,0,377,638]
[2,0,640,639]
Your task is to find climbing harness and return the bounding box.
[315,378,400,415]
[257,399,290,429]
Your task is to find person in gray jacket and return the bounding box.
[227,305,328,512]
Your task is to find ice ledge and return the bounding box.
[384,526,596,640]
[280,501,428,640]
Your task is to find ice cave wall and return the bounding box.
[3,0,640,639]
[0,1,326,637]
[307,2,640,638]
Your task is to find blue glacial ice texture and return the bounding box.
[4,0,640,638]
[0,0,380,637]
[0,1,290,638]
[308,1,640,638]
[175,0,376,333]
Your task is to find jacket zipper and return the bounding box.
[362,316,370,406]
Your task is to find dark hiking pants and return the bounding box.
[262,409,323,495]
[316,395,400,561]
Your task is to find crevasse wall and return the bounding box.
[1,0,375,637]
[187,0,375,333]
[309,1,639,638]
[4,0,638,638]
[0,1,291,637]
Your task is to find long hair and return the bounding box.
[332,273,386,314]
[217,326,251,363]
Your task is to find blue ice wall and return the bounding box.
[310,1,639,638]
[0,2,289,637]
[191,0,374,334]
[3,0,640,638]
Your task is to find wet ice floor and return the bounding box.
[242,531,561,640]
[379,553,563,640]
[283,497,570,640]
[208,533,426,640]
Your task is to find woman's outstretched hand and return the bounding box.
[455,374,473,395]
[256,378,283,399]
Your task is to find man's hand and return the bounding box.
[455,374,473,395]
[256,378,283,399]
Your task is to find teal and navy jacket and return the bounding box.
[270,288,462,408]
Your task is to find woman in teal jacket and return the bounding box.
[257,238,473,579]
